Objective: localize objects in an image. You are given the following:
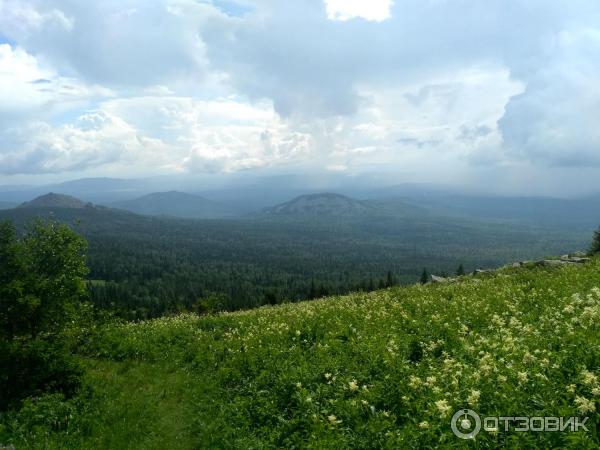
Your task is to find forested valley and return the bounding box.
[0,199,589,320]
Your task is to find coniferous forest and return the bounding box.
[0,202,589,319]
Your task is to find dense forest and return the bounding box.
[0,202,590,319]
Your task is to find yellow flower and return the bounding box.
[467,389,481,405]
[435,399,452,417]
[581,370,598,387]
[574,396,596,414]
[517,371,528,384]
[328,414,342,424]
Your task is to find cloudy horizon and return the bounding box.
[1,0,600,195]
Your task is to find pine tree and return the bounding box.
[456,263,465,276]
[308,279,317,299]
[420,268,429,284]
[386,271,394,287]
[590,227,600,255]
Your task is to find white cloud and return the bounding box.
[1,0,600,192]
[0,96,314,174]
[324,0,393,22]
[499,27,600,167]
[0,111,165,174]
[0,44,112,127]
[102,96,314,172]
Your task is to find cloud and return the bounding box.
[102,96,315,172]
[0,44,111,127]
[499,27,600,167]
[0,0,599,190]
[324,0,393,22]
[0,111,162,174]
[0,96,314,174]
[0,0,212,87]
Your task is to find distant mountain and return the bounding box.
[0,201,17,210]
[18,193,89,209]
[112,191,236,219]
[262,193,374,216]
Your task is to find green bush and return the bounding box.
[0,220,89,408]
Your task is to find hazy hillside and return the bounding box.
[262,193,375,216]
[378,190,600,231]
[17,192,89,209]
[112,191,236,219]
[2,178,600,231]
[0,201,16,210]
[4,259,598,448]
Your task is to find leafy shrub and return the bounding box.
[0,220,89,408]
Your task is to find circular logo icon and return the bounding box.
[451,409,481,439]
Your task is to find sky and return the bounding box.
[0,0,599,195]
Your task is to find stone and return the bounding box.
[430,275,448,283]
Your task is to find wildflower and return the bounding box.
[567,384,577,394]
[467,389,481,405]
[327,414,342,425]
[409,376,422,389]
[426,376,437,386]
[517,371,528,384]
[324,373,332,380]
[435,399,452,417]
[348,379,359,391]
[581,370,598,387]
[295,382,302,389]
[574,396,596,414]
[592,387,600,397]
[418,421,430,429]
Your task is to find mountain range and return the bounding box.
[1,176,600,231]
[111,191,236,219]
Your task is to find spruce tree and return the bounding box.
[590,226,600,255]
[420,268,429,284]
[456,263,465,276]
[386,271,394,287]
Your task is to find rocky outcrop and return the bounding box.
[427,253,592,285]
[430,275,449,283]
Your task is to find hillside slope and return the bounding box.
[262,193,374,216]
[112,191,236,219]
[4,260,599,448]
[18,192,88,209]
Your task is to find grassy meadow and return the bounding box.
[2,260,600,449]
